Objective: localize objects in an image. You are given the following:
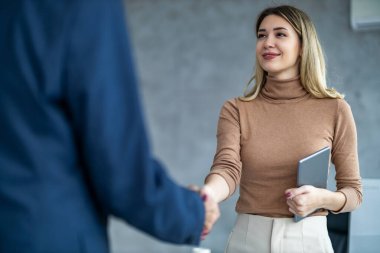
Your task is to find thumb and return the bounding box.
[285,185,310,199]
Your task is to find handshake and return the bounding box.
[189,185,221,241]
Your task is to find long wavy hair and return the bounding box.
[241,5,344,101]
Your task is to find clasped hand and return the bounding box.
[189,185,220,240]
[285,185,325,218]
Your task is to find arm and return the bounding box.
[203,174,230,203]
[65,0,204,244]
[285,186,347,217]
[330,99,362,212]
[204,99,242,202]
[320,189,346,211]
[286,99,362,216]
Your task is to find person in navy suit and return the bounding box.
[0,0,219,252]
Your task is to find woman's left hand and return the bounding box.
[285,185,325,217]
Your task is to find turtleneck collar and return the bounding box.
[260,75,309,103]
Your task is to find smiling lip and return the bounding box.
[262,53,280,60]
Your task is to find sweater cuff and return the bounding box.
[331,187,359,214]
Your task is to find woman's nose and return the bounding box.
[264,35,275,48]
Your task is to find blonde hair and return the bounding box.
[241,5,344,101]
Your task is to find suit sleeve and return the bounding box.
[64,0,204,245]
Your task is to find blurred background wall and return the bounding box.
[109,0,380,252]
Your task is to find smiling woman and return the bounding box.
[202,5,362,253]
[256,15,301,80]
[242,5,344,101]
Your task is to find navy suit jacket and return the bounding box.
[0,1,204,252]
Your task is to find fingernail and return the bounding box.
[285,192,291,198]
[202,194,208,201]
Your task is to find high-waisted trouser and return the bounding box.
[225,214,334,253]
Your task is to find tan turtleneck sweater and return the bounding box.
[207,76,362,217]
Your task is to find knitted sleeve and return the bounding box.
[206,98,242,197]
[331,99,362,213]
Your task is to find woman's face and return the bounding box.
[256,14,301,79]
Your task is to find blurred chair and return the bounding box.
[348,178,380,253]
[327,166,350,253]
[327,212,349,253]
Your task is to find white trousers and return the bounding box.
[225,214,334,253]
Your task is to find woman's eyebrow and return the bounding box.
[273,27,288,31]
[258,27,288,32]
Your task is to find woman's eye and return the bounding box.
[277,33,286,37]
[257,34,266,39]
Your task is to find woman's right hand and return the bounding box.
[201,189,220,240]
[188,184,220,240]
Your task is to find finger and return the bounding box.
[289,206,306,216]
[203,218,214,233]
[203,208,219,232]
[286,196,307,213]
[287,199,305,214]
[286,199,297,210]
[288,207,296,215]
[284,188,297,199]
[288,198,309,215]
[204,208,219,228]
[292,195,306,207]
[285,185,310,199]
[188,184,200,192]
[201,232,208,240]
[200,228,209,240]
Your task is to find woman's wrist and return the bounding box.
[320,189,346,212]
[202,185,218,203]
[204,174,230,203]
